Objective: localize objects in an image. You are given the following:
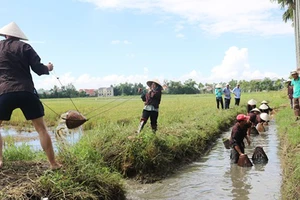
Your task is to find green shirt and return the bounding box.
[291,76,300,98]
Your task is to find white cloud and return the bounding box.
[33,46,287,90]
[176,33,185,38]
[111,40,120,44]
[123,40,131,44]
[80,0,293,36]
[176,46,286,84]
[111,40,132,45]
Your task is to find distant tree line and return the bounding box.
[38,78,288,98]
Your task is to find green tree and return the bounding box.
[271,0,295,22]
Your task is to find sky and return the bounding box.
[0,0,297,90]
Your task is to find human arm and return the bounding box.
[245,134,251,146]
[24,44,50,75]
[234,145,244,155]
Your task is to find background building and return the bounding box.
[98,87,114,97]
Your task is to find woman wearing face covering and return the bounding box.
[137,79,163,134]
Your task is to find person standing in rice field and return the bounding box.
[215,84,224,109]
[232,83,242,106]
[287,79,294,109]
[290,70,300,121]
[0,22,61,170]
[223,83,231,109]
[137,79,163,134]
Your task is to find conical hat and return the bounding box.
[259,104,268,110]
[146,79,163,89]
[247,99,257,106]
[260,113,270,121]
[215,84,222,88]
[0,22,28,40]
[250,108,261,113]
[261,100,268,104]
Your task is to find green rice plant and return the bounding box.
[4,143,42,161]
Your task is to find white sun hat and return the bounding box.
[260,113,270,121]
[247,99,257,106]
[147,79,163,89]
[0,22,28,40]
[250,108,261,113]
[259,104,269,110]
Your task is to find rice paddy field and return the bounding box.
[0,90,299,200]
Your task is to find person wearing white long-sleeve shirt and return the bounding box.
[232,84,242,106]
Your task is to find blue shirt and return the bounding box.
[291,76,300,98]
[232,87,241,98]
[223,87,231,99]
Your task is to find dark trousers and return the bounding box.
[140,110,159,132]
[230,145,245,164]
[216,97,224,109]
[235,98,240,106]
[224,98,231,109]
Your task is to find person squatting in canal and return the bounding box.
[229,114,251,164]
[137,79,163,134]
[0,22,61,170]
[290,70,300,121]
[247,99,257,114]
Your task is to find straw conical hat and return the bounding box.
[247,99,257,105]
[215,84,222,88]
[261,100,268,104]
[260,113,270,121]
[259,104,268,110]
[250,108,261,113]
[0,22,28,40]
[147,79,163,89]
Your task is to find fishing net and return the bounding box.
[252,146,268,164]
[237,154,253,167]
[63,110,87,129]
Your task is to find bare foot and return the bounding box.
[50,163,62,170]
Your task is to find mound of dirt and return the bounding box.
[0,161,48,189]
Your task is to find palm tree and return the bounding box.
[270,0,295,22]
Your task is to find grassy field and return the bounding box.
[1,90,299,199]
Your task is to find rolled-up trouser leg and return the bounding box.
[137,110,150,133]
[293,98,300,118]
[137,120,146,134]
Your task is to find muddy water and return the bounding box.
[0,127,82,151]
[126,119,282,200]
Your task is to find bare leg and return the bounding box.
[0,120,3,168]
[32,117,61,170]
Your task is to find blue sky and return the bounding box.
[0,0,296,90]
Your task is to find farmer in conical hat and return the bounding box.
[247,99,257,113]
[260,100,273,114]
[215,84,224,109]
[0,22,61,170]
[137,79,163,134]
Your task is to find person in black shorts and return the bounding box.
[0,22,61,170]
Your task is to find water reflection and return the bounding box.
[1,127,82,151]
[126,119,282,200]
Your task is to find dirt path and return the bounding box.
[0,161,48,193]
